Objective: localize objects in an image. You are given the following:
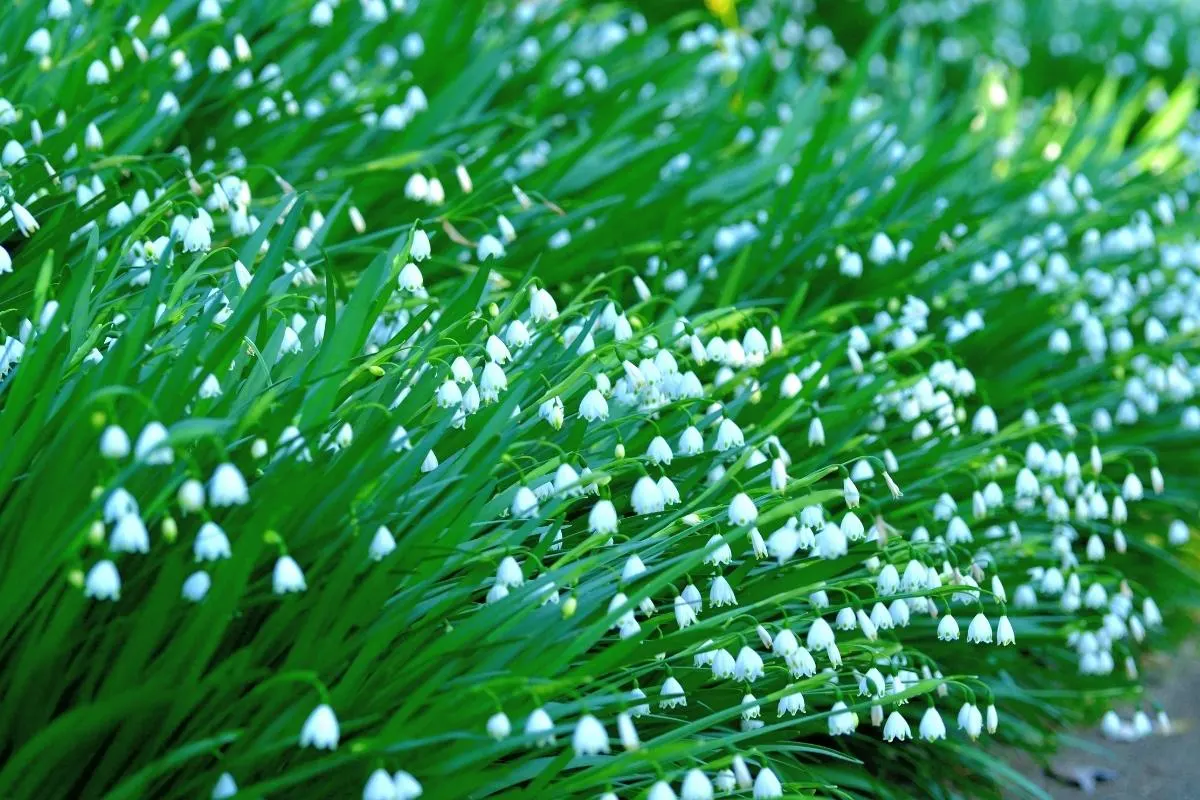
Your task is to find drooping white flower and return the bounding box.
[210,771,238,799]
[957,702,984,739]
[730,755,754,790]
[680,768,713,800]
[473,362,504,402]
[10,201,38,237]
[734,646,764,681]
[996,615,1016,645]
[103,488,138,523]
[972,406,998,434]
[511,486,539,519]
[110,514,149,553]
[586,499,618,535]
[939,516,973,547]
[622,688,650,720]
[679,584,703,616]
[273,556,307,594]
[363,769,397,800]
[525,707,555,745]
[398,262,423,292]
[410,230,431,261]
[711,770,736,793]
[135,421,174,464]
[660,676,687,708]
[529,287,559,322]
[1014,468,1039,498]
[181,216,210,252]
[496,556,523,588]
[767,525,800,564]
[704,534,733,566]
[876,563,900,595]
[471,198,506,238]
[207,45,232,73]
[769,458,789,491]
[477,234,505,261]
[194,521,232,562]
[197,374,223,399]
[299,704,340,750]
[771,626,798,657]
[631,476,665,515]
[100,425,131,459]
[870,602,894,631]
[825,642,842,669]
[1,139,25,169]
[815,522,847,559]
[841,513,865,541]
[571,714,610,756]
[487,711,511,740]
[621,555,648,583]
[919,707,947,741]
[646,435,673,465]
[1122,472,1144,501]
[447,356,473,384]
[1041,567,1065,595]
[883,711,911,742]
[84,560,121,600]
[808,417,825,446]
[843,477,861,508]
[612,314,632,340]
[672,595,698,629]
[310,0,334,25]
[83,122,105,152]
[182,571,211,603]
[86,59,110,84]
[209,463,249,506]
[835,607,858,631]
[678,426,704,456]
[777,684,806,716]
[405,174,430,201]
[888,599,910,628]
[615,711,639,751]
[752,767,783,798]
[1129,709,1153,739]
[648,781,679,800]
[709,575,737,607]
[710,649,736,679]
[27,28,55,58]
[714,418,744,451]
[504,319,531,349]
[857,609,878,641]
[828,701,857,735]
[966,612,993,644]
[579,389,609,422]
[538,396,564,430]
[368,526,396,561]
[727,492,757,526]
[806,618,835,650]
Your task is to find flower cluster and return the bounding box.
[0,1,1195,800]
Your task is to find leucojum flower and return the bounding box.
[1,3,1195,800]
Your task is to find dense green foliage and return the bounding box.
[1,1,1198,799]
